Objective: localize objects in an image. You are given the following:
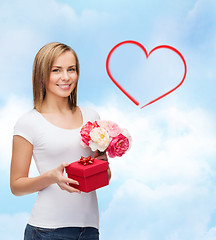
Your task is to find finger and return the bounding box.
[60,183,81,193]
[62,162,70,167]
[57,162,70,171]
[62,176,79,185]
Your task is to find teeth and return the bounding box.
[58,84,70,88]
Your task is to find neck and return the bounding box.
[40,94,72,114]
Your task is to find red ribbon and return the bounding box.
[79,156,94,166]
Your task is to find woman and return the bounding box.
[10,42,111,240]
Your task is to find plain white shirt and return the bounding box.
[13,106,100,229]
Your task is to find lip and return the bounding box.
[56,84,72,90]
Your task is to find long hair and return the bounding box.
[32,42,80,111]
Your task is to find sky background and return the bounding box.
[0,0,216,239]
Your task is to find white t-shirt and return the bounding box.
[13,106,100,229]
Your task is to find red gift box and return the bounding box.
[65,157,109,193]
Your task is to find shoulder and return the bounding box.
[14,109,37,127]
[14,109,39,135]
[13,109,38,145]
[79,106,100,121]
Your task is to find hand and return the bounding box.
[93,150,109,162]
[48,162,80,193]
[93,151,111,181]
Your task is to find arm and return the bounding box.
[10,135,80,196]
[107,166,111,182]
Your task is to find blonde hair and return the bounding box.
[32,42,80,111]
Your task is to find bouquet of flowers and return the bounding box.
[80,120,132,158]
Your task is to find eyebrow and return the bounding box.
[52,65,76,68]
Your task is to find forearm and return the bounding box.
[11,171,54,196]
[108,167,111,181]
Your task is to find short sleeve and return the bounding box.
[93,109,100,121]
[81,106,101,123]
[13,112,34,145]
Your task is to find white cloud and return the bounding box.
[100,179,215,240]
[203,227,216,240]
[0,212,29,240]
[0,0,107,57]
[0,95,38,176]
[186,0,216,26]
[85,99,216,240]
[147,0,216,59]
[179,0,216,56]
[0,0,108,34]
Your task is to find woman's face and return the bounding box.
[46,51,78,99]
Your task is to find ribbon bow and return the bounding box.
[79,156,94,166]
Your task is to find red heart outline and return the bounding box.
[106,40,187,109]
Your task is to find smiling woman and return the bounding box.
[32,42,80,112]
[10,42,111,240]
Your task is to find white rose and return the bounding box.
[89,127,111,151]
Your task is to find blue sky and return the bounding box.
[0,0,216,239]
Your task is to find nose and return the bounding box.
[61,70,70,81]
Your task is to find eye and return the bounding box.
[68,68,76,72]
[52,69,59,72]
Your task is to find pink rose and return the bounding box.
[80,121,99,146]
[107,133,129,158]
[98,120,122,137]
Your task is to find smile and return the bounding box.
[56,84,71,90]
